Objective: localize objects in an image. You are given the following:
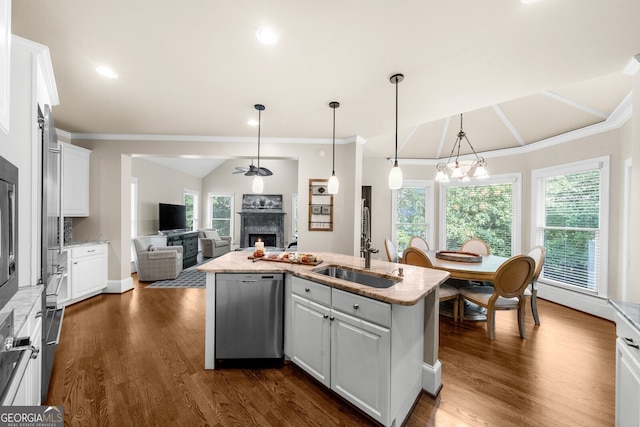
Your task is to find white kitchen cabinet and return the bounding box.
[12,294,43,406]
[291,294,331,387]
[289,277,422,427]
[615,312,640,427]
[70,243,107,299]
[62,142,91,217]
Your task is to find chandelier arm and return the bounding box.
[463,134,482,160]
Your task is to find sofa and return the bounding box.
[133,237,183,281]
[199,229,231,258]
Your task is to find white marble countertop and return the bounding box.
[610,299,640,332]
[63,240,109,249]
[0,286,43,337]
[198,251,450,306]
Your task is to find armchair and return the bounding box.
[133,237,183,281]
[199,229,231,258]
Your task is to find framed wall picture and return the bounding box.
[308,179,333,231]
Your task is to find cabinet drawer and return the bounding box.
[616,312,640,357]
[332,288,391,328]
[292,277,331,307]
[71,244,106,258]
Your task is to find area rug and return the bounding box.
[146,264,206,288]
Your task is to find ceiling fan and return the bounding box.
[232,104,273,180]
[232,161,272,176]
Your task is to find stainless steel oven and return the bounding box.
[0,155,18,309]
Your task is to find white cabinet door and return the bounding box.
[71,245,107,298]
[331,308,390,425]
[616,337,640,427]
[291,294,331,387]
[62,142,91,216]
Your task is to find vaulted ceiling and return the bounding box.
[11,0,640,175]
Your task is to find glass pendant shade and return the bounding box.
[252,175,264,193]
[388,164,403,190]
[328,173,339,194]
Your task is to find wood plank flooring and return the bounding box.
[45,275,616,426]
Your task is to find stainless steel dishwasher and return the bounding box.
[215,273,284,360]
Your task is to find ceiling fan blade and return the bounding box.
[233,166,249,174]
[257,167,273,176]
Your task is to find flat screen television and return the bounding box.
[158,203,187,231]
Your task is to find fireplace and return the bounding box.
[250,234,277,247]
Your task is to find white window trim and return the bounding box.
[208,192,235,241]
[184,188,199,231]
[438,173,522,255]
[530,156,610,300]
[391,180,435,249]
[291,193,298,241]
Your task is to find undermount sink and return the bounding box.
[312,265,400,289]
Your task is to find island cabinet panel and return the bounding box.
[288,276,423,427]
[331,307,390,424]
[615,312,640,427]
[291,294,331,387]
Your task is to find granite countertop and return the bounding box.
[198,251,450,306]
[0,286,43,337]
[610,299,640,332]
[64,240,110,249]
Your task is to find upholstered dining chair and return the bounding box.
[458,254,535,340]
[461,238,490,255]
[384,238,399,263]
[402,247,461,321]
[409,236,430,253]
[523,246,546,326]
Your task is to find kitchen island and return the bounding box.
[198,251,449,427]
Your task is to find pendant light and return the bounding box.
[252,104,265,193]
[328,101,340,194]
[388,74,404,190]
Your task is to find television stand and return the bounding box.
[164,230,199,268]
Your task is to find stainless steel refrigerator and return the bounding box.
[38,104,65,402]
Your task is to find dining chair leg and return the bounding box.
[518,297,526,339]
[531,288,540,325]
[486,307,496,341]
[452,297,459,322]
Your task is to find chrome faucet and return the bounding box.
[363,238,378,269]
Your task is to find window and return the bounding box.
[184,189,199,231]
[392,180,434,254]
[209,193,234,237]
[439,174,521,257]
[532,157,609,296]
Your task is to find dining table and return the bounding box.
[424,250,509,321]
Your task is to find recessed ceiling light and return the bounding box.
[256,26,278,45]
[96,66,118,79]
[247,119,259,126]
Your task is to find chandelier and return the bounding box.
[435,113,488,182]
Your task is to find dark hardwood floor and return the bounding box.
[45,275,616,426]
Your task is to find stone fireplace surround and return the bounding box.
[239,212,286,249]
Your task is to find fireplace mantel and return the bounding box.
[238,211,286,249]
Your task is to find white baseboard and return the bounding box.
[104,277,134,294]
[421,360,442,397]
[537,283,614,321]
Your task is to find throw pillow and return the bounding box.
[205,230,221,240]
